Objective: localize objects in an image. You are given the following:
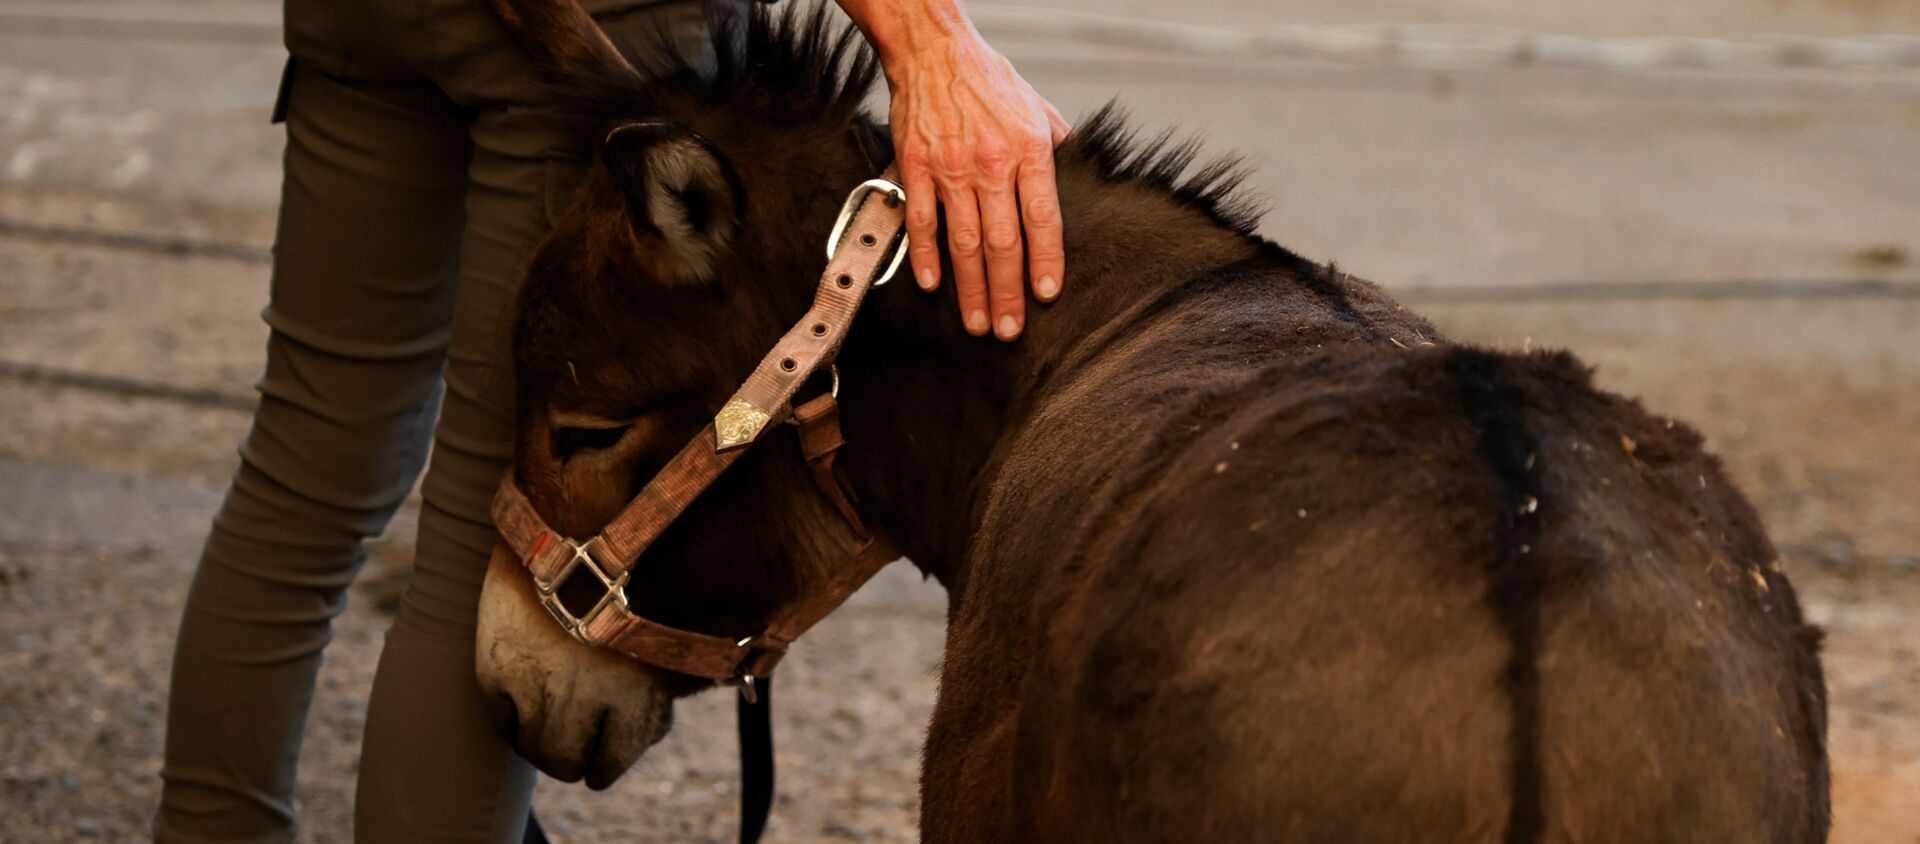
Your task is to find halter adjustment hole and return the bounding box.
[859,233,877,247]
[836,274,853,288]
[811,323,827,337]
[780,358,797,372]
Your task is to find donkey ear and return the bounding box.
[494,0,640,83]
[603,122,743,286]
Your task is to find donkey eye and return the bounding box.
[548,397,694,464]
[554,423,632,459]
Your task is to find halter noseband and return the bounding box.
[491,171,908,696]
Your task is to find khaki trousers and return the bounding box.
[155,2,733,841]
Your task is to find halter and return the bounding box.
[491,171,909,696]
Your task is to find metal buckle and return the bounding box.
[534,539,629,645]
[825,178,908,287]
[728,633,785,703]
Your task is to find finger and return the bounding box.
[978,173,1027,341]
[901,162,941,292]
[1017,148,1065,305]
[1044,102,1072,145]
[941,184,991,337]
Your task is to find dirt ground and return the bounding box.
[1,0,1917,841]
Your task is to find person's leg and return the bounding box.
[155,61,472,843]
[347,95,550,840]
[350,3,734,840]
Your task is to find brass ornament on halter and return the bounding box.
[714,399,773,451]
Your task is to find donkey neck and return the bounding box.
[828,176,1268,590]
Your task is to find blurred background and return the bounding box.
[1,0,1916,841]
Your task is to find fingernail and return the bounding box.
[1036,275,1059,301]
[967,309,990,335]
[997,314,1020,340]
[916,268,935,290]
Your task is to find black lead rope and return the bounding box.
[738,675,776,844]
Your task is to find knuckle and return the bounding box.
[949,228,983,257]
[985,223,1021,253]
[937,139,972,175]
[906,207,938,231]
[899,147,934,172]
[1023,194,1061,226]
[1020,135,1055,164]
[991,286,1024,305]
[974,140,1014,175]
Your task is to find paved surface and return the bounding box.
[0,1,1916,842]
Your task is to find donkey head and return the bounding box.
[475,1,896,787]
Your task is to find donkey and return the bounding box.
[473,4,1830,841]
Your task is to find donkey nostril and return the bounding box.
[584,708,612,770]
[491,694,521,742]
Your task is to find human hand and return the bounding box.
[880,28,1070,340]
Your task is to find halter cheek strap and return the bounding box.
[490,170,908,689]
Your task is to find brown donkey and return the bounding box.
[473,4,1829,841]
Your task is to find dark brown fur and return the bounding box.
[496,4,1829,840]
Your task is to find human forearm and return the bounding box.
[834,0,973,75]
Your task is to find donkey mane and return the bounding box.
[575,3,880,126]
[555,4,1267,239]
[1068,106,1265,236]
